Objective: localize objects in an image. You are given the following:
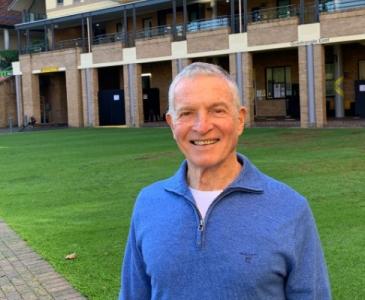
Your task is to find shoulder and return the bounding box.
[240,155,311,219]
[137,178,171,200]
[239,154,308,210]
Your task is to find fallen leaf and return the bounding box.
[65,252,77,260]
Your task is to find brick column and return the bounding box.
[123,63,143,127]
[314,44,326,127]
[15,75,24,127]
[81,68,99,127]
[229,52,254,127]
[298,44,326,128]
[298,46,309,127]
[65,68,83,127]
[171,58,191,79]
[21,73,41,125]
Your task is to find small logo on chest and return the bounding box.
[239,252,257,264]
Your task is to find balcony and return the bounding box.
[186,16,230,32]
[247,5,299,46]
[17,1,365,57]
[248,4,298,24]
[319,0,365,13]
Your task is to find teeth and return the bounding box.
[192,139,218,145]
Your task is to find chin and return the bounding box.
[188,158,221,170]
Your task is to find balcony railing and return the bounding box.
[186,16,229,32]
[135,25,173,40]
[55,38,85,50]
[248,4,298,23]
[93,32,125,45]
[20,41,46,54]
[319,0,365,13]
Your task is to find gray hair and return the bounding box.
[167,62,241,118]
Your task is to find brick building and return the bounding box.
[8,0,365,128]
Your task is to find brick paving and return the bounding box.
[0,220,87,300]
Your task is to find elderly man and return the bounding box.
[119,62,331,299]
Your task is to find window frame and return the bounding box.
[265,66,292,100]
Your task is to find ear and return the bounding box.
[237,106,247,135]
[166,113,176,139]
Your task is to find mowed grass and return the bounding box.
[0,127,364,299]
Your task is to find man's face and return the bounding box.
[166,74,246,171]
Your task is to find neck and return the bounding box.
[187,157,242,191]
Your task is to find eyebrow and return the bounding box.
[176,101,230,110]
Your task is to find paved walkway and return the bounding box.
[0,220,87,300]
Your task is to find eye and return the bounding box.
[212,107,226,115]
[178,111,192,118]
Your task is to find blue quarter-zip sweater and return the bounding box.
[119,154,331,300]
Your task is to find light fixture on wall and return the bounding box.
[141,73,152,77]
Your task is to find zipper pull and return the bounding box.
[198,219,204,231]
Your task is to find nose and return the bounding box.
[192,112,213,134]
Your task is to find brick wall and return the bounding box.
[321,7,365,38]
[247,17,298,46]
[187,28,230,53]
[136,36,172,59]
[0,77,17,128]
[92,43,123,64]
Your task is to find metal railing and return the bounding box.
[319,0,365,13]
[135,25,173,40]
[55,37,85,50]
[92,32,124,45]
[248,4,298,23]
[20,41,46,54]
[186,16,229,32]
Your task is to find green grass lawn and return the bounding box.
[0,127,364,299]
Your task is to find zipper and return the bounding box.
[186,188,260,249]
[197,218,204,248]
[194,189,235,249]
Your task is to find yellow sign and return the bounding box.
[41,66,59,73]
[334,76,344,97]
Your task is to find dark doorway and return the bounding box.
[98,66,125,125]
[39,72,68,125]
[98,90,125,125]
[143,88,160,122]
[355,80,365,117]
[98,67,120,90]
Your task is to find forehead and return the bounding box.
[174,75,233,103]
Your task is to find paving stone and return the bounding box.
[0,220,86,300]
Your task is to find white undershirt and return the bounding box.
[189,188,223,219]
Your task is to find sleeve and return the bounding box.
[285,202,332,300]
[118,216,151,300]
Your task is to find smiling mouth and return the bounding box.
[190,139,219,146]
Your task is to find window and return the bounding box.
[57,0,64,5]
[266,67,292,99]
